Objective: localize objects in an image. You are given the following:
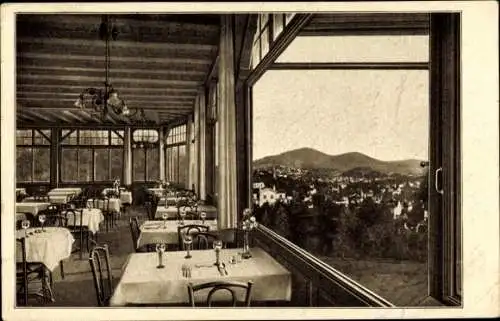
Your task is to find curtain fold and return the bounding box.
[217,15,238,230]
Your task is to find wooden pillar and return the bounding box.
[50,128,59,188]
[186,115,193,189]
[218,15,238,229]
[159,126,165,181]
[123,127,132,186]
[198,88,207,200]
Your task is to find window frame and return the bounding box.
[16,129,51,183]
[164,124,188,186]
[243,12,462,306]
[59,129,124,183]
[132,128,160,182]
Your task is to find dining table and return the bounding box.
[154,205,217,220]
[109,247,292,306]
[16,202,50,216]
[62,208,105,234]
[86,197,121,213]
[16,227,74,271]
[47,187,82,197]
[136,220,218,249]
[102,188,133,205]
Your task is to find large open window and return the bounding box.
[249,13,461,306]
[60,129,123,183]
[165,124,188,187]
[16,129,51,183]
[132,129,159,182]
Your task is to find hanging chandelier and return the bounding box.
[74,15,140,119]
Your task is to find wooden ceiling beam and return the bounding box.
[18,52,212,66]
[17,84,199,94]
[17,97,194,106]
[18,65,207,77]
[18,68,206,83]
[18,91,196,101]
[18,37,217,52]
[17,74,203,87]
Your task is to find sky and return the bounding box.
[252,36,429,162]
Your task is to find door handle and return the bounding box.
[435,167,443,194]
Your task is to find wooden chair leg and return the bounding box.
[59,261,65,280]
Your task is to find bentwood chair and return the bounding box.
[177,224,210,251]
[190,231,219,250]
[187,281,253,307]
[129,217,156,252]
[65,208,90,260]
[88,244,113,306]
[16,237,48,305]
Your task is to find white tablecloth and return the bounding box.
[137,220,218,248]
[155,205,217,219]
[16,227,75,271]
[102,189,133,204]
[148,188,165,197]
[16,202,50,216]
[110,247,292,306]
[48,195,71,204]
[16,188,27,195]
[86,198,121,213]
[48,188,82,197]
[62,208,105,234]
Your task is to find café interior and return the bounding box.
[7,12,462,308]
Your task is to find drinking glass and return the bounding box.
[213,239,223,266]
[200,212,207,225]
[180,209,186,225]
[183,234,193,259]
[162,212,168,228]
[21,220,30,238]
[38,214,47,232]
[156,243,166,269]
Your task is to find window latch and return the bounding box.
[435,167,444,194]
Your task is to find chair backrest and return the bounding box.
[64,208,83,229]
[16,237,28,306]
[88,244,113,306]
[187,281,253,307]
[129,217,140,252]
[177,224,210,250]
[191,231,218,250]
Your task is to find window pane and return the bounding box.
[133,148,145,181]
[78,149,92,182]
[277,36,429,63]
[61,149,78,182]
[32,148,50,182]
[94,149,109,181]
[166,125,187,145]
[146,148,159,181]
[34,130,50,145]
[285,13,295,25]
[273,14,284,41]
[61,130,78,145]
[110,148,123,181]
[261,27,270,58]
[111,130,124,145]
[133,129,158,143]
[178,144,187,188]
[16,130,32,145]
[16,147,32,182]
[253,69,429,306]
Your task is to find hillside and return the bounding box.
[253,147,425,176]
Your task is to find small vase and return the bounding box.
[242,230,252,259]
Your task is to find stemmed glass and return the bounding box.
[38,214,46,232]
[183,234,193,259]
[162,212,168,229]
[156,243,166,269]
[213,239,223,266]
[200,212,207,225]
[21,220,30,238]
[179,209,186,226]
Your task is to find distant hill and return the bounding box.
[253,147,425,176]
